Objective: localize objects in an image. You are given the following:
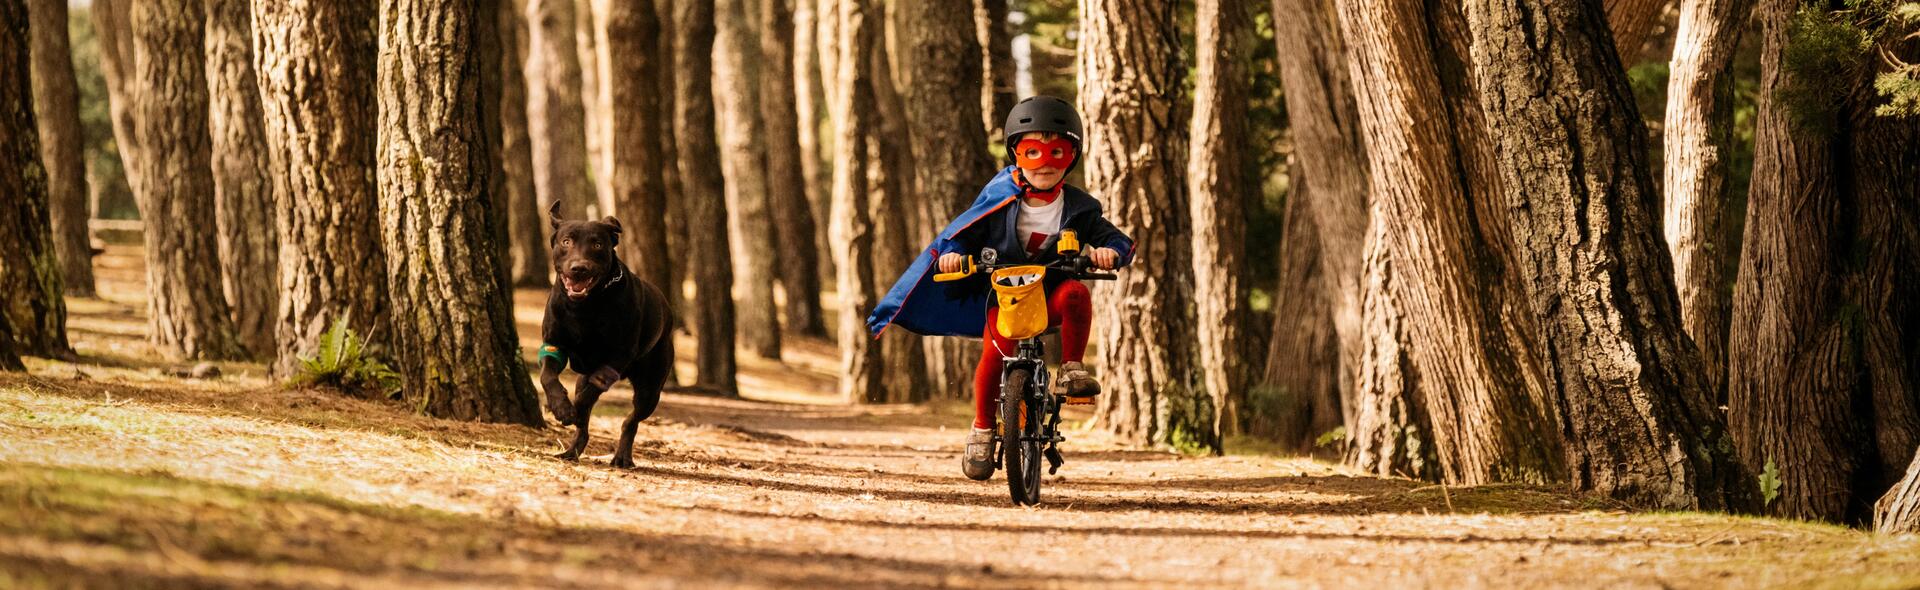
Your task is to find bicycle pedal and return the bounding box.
[1044,447,1064,474]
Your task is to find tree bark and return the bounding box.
[974,0,1015,140]
[376,0,543,426]
[1463,0,1747,508]
[599,0,673,306]
[526,0,593,219]
[1079,0,1211,451]
[205,0,278,358]
[1253,171,1342,449]
[903,0,993,396]
[1270,0,1368,427]
[0,308,21,372]
[794,0,837,292]
[1336,0,1565,484]
[1604,0,1669,62]
[762,0,828,340]
[1879,449,1920,534]
[829,0,885,403]
[656,0,687,318]
[478,0,514,296]
[715,0,784,360]
[675,0,739,394]
[1187,0,1253,438]
[578,0,611,215]
[500,0,550,288]
[865,6,929,403]
[253,0,392,376]
[27,0,95,299]
[1662,0,1750,398]
[1728,0,1920,522]
[126,0,245,361]
[3,0,71,359]
[91,0,140,181]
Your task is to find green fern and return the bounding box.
[1314,426,1348,449]
[291,318,398,395]
[1759,458,1784,508]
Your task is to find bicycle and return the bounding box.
[933,229,1117,505]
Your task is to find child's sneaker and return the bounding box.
[962,427,995,481]
[1060,362,1101,398]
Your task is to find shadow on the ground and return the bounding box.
[0,463,1142,588]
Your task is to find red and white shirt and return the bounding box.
[1015,196,1066,256]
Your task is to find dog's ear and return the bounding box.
[601,216,622,245]
[548,200,564,229]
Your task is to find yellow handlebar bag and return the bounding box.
[991,266,1049,340]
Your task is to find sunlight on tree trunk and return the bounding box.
[253,0,391,376]
[376,0,542,426]
[205,0,279,358]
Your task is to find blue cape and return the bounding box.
[865,167,1133,339]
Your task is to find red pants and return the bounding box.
[973,280,1090,429]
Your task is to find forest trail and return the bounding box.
[1,246,1917,588]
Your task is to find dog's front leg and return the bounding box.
[539,355,576,425]
[560,373,611,461]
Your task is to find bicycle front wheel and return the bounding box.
[1001,367,1042,505]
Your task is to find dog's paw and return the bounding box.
[546,401,577,424]
[610,453,635,469]
[554,448,582,462]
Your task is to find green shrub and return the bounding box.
[290,319,398,396]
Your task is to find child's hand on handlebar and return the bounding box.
[938,253,966,273]
[1089,247,1119,270]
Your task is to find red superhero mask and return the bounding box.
[1013,137,1076,170]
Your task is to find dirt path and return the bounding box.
[2,246,1917,588]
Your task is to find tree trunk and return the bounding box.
[1079,0,1211,451]
[526,0,592,219]
[126,0,245,361]
[1463,0,1747,508]
[1604,0,1669,62]
[973,0,1014,140]
[715,0,784,360]
[204,0,278,358]
[478,0,514,296]
[675,0,739,394]
[1336,0,1565,484]
[1253,170,1342,449]
[376,0,543,425]
[253,0,392,376]
[578,0,611,215]
[1186,0,1254,437]
[1879,449,1920,534]
[656,0,687,319]
[1269,0,1368,428]
[500,0,550,288]
[91,0,140,180]
[0,308,21,372]
[599,0,673,305]
[3,0,71,359]
[903,0,992,396]
[27,0,95,299]
[1728,0,1920,522]
[829,0,885,403]
[762,0,828,340]
[794,0,837,293]
[863,8,929,403]
[1662,0,1750,400]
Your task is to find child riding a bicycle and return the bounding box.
[866,96,1134,482]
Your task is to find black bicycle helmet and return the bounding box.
[1002,96,1085,176]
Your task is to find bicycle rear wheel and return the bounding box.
[1001,368,1042,505]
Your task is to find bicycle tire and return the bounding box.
[1002,368,1042,505]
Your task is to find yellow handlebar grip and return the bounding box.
[931,256,975,282]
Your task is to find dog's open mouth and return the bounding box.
[561,274,597,300]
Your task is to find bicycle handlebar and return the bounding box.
[931,248,1118,283]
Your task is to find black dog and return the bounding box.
[540,201,675,469]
